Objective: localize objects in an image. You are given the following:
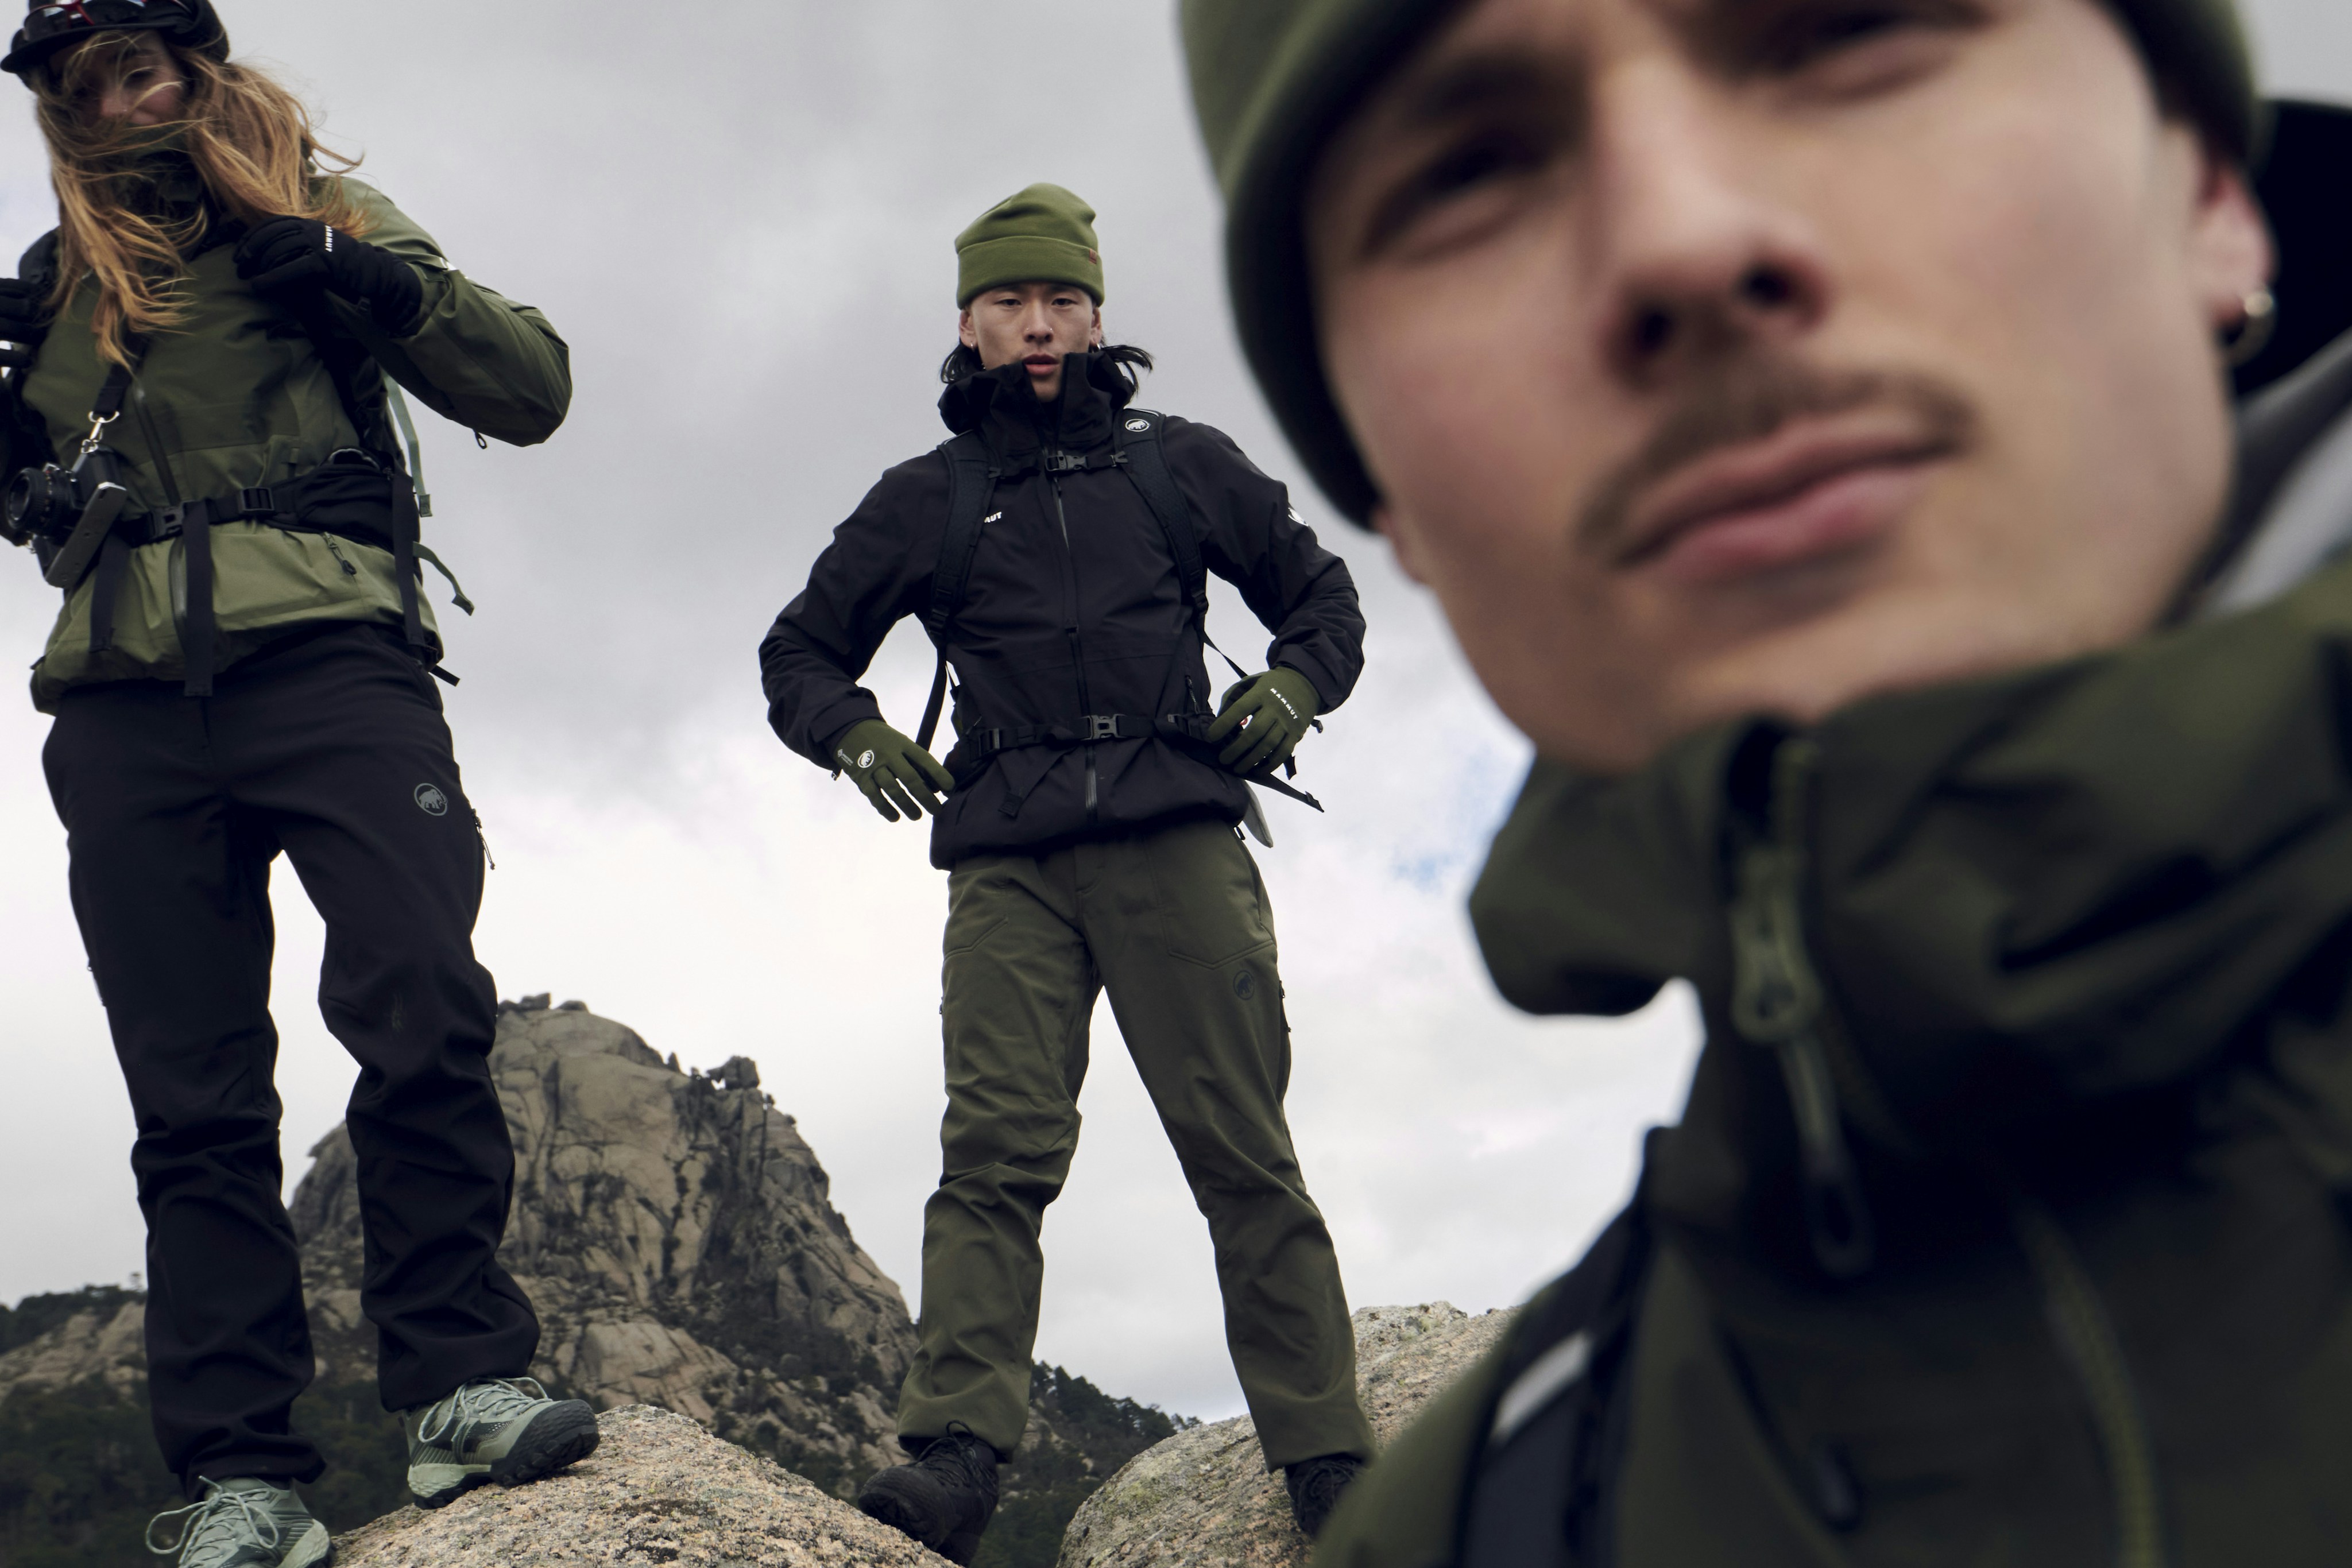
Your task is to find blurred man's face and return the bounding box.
[1307,0,2271,773]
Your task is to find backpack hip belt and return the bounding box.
[81,451,441,693]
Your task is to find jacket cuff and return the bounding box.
[1273,652,1344,713]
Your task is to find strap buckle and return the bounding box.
[1084,714,1123,742]
[238,486,276,519]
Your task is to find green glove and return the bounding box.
[1205,666,1321,777]
[833,719,956,823]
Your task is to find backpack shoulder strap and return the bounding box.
[1459,1179,1655,1566]
[17,229,59,292]
[1113,408,1208,619]
[1119,407,1256,688]
[919,429,998,750]
[926,429,1000,642]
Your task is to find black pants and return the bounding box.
[42,625,539,1493]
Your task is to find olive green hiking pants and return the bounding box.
[898,817,1375,1469]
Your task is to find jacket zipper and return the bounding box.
[1734,735,2169,1565]
[1047,461,1099,823]
[1726,736,1875,1279]
[2008,1198,2171,1568]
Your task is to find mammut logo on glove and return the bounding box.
[413,784,448,816]
[857,750,877,770]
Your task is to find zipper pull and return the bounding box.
[321,535,359,576]
[1729,737,1875,1280]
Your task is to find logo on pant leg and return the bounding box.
[1233,969,1256,1000]
[414,784,450,816]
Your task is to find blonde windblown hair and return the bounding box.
[31,33,373,366]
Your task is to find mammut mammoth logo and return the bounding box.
[1125,418,1151,433]
[1233,969,1256,1001]
[413,784,449,817]
[857,750,877,770]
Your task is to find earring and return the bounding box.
[2225,287,2277,368]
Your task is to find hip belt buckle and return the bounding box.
[1084,714,1123,742]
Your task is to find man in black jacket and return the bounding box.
[758,184,1375,1563]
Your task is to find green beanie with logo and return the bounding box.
[1181,0,2261,525]
[956,183,1105,307]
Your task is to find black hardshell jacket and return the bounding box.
[1309,336,2352,1568]
[760,354,1365,870]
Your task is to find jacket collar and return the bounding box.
[937,350,1134,464]
[1471,360,2352,1089]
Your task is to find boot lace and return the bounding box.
[418,1375,551,1452]
[145,1482,282,1566]
[918,1421,1000,1508]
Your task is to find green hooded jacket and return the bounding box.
[1310,338,2352,1565]
[2,176,569,710]
[1317,362,2352,1561]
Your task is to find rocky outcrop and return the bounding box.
[290,1001,918,1492]
[335,1403,950,1567]
[0,1295,145,1407]
[1058,1303,1514,1568]
[0,1000,1188,1562]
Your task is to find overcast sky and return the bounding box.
[2,2,2347,1427]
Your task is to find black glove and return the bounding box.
[234,217,424,335]
[0,277,49,369]
[833,719,956,824]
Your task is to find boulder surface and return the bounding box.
[1057,1303,1514,1568]
[335,1403,949,1566]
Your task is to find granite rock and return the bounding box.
[1056,1303,1514,1568]
[334,1403,950,1566]
[290,1003,919,1492]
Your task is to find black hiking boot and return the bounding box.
[1286,1453,1367,1538]
[856,1424,1000,1565]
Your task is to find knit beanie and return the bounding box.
[1181,0,2261,524]
[956,183,1105,307]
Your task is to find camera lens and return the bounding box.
[2,470,37,546]
[3,466,72,547]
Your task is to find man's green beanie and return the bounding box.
[1181,0,2261,525]
[957,183,1105,308]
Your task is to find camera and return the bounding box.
[3,462,80,546]
[2,444,131,589]
[3,444,125,546]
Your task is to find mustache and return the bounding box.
[1577,358,1981,559]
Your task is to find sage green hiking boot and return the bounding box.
[403,1376,600,1508]
[146,1477,331,1568]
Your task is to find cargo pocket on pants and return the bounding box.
[1149,823,1276,969]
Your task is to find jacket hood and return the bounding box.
[937,350,1138,454]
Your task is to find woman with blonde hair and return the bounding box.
[0,3,592,1561]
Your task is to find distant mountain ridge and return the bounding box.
[0,999,1186,1568]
